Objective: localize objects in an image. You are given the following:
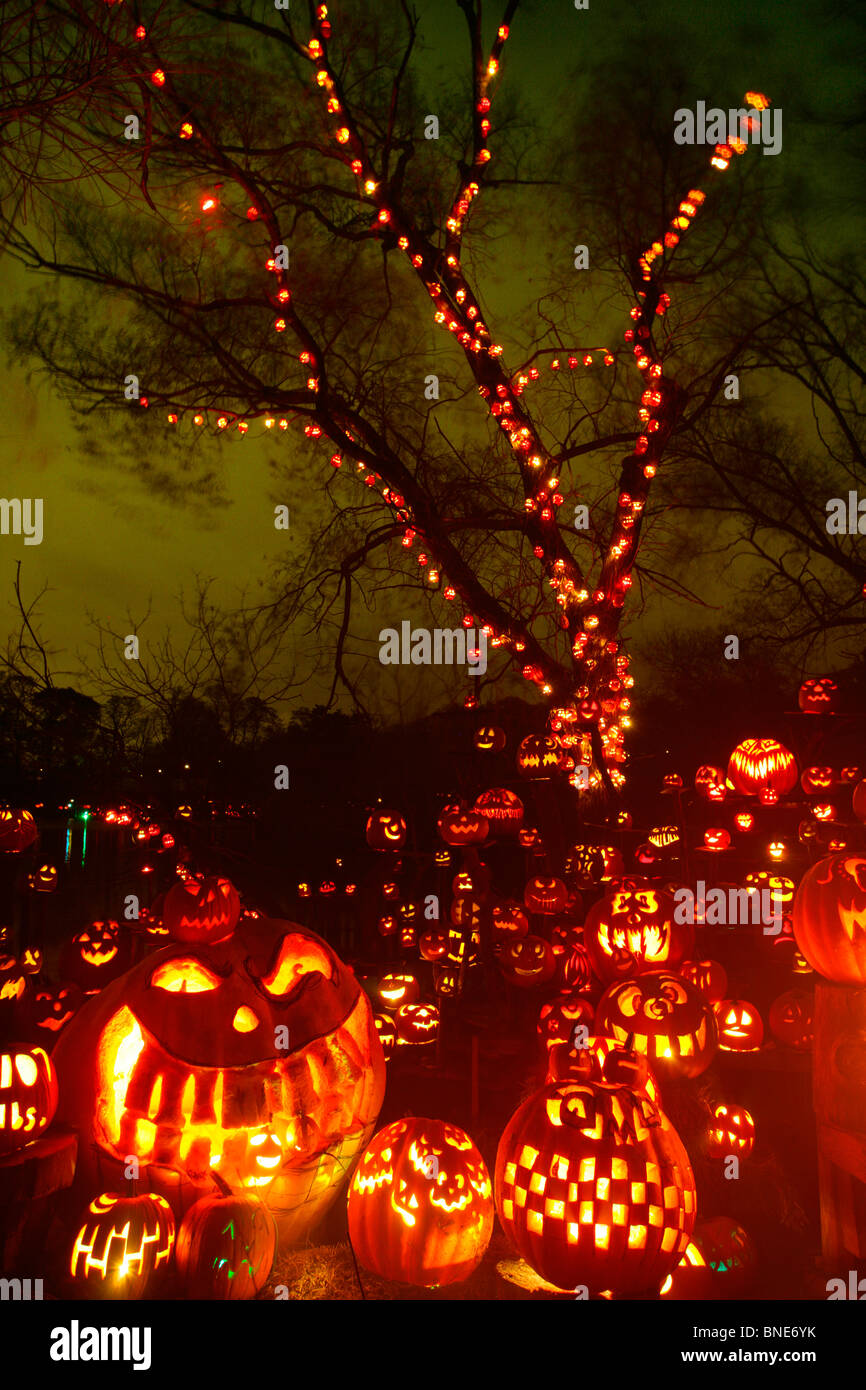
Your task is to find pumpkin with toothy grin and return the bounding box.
[54,915,385,1240]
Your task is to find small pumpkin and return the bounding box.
[69,1191,175,1299]
[176,1175,277,1299]
[0,1043,58,1153]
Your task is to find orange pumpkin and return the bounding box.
[69,1192,175,1299]
[348,1118,493,1287]
[0,1044,57,1154]
[793,854,866,984]
[727,739,797,796]
[176,1176,277,1299]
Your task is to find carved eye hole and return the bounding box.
[150,959,221,993]
[259,933,334,996]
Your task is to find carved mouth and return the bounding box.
[94,998,375,1186]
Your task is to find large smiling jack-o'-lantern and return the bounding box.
[54,916,385,1243]
[585,882,691,983]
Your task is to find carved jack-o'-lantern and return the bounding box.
[54,917,385,1237]
[69,1192,175,1299]
[163,876,241,944]
[727,739,798,796]
[703,828,731,852]
[0,808,38,854]
[524,876,568,915]
[176,1177,277,1299]
[585,883,691,983]
[433,964,462,998]
[707,1103,755,1159]
[349,1118,494,1287]
[853,780,866,824]
[395,1002,440,1045]
[680,959,727,1003]
[596,973,717,1078]
[0,1044,58,1153]
[695,766,726,800]
[799,677,838,713]
[0,956,28,1020]
[495,1078,696,1294]
[61,921,132,993]
[379,973,419,1010]
[437,805,488,846]
[566,844,606,889]
[769,988,813,1050]
[29,982,83,1036]
[713,999,763,1052]
[20,947,42,976]
[491,902,529,940]
[374,1014,397,1057]
[793,855,866,985]
[499,935,555,988]
[537,995,595,1049]
[365,809,407,850]
[473,787,524,834]
[802,766,836,796]
[474,723,506,752]
[27,863,58,893]
[418,926,450,962]
[516,734,563,779]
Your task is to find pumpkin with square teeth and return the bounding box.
[54,916,385,1241]
[793,854,866,985]
[348,1118,493,1287]
[585,882,691,983]
[495,1077,696,1294]
[595,973,717,1078]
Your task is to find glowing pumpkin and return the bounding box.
[474,724,505,752]
[348,1118,494,1287]
[54,917,385,1241]
[793,855,866,984]
[176,1176,277,1299]
[727,739,797,796]
[365,809,407,850]
[584,882,691,983]
[707,1103,755,1159]
[713,999,763,1052]
[69,1192,175,1299]
[798,677,838,713]
[495,1078,696,1294]
[0,1044,57,1154]
[473,787,524,833]
[163,876,240,944]
[0,808,38,853]
[595,973,717,1078]
[516,734,563,779]
[768,988,813,1050]
[436,805,488,846]
[499,935,555,988]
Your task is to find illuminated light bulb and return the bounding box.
[487,58,498,75]
[279,419,288,430]
[308,39,322,57]
[643,463,657,479]
[604,353,614,365]
[200,194,218,213]
[327,97,340,113]
[444,586,456,600]
[378,209,391,224]
[140,396,149,408]
[664,232,680,248]
[316,70,329,86]
[264,418,275,429]
[498,24,509,37]
[330,454,342,468]
[745,91,769,110]
[151,69,166,86]
[307,377,318,391]
[711,153,730,171]
[364,179,378,194]
[237,421,248,434]
[277,289,290,304]
[397,236,409,250]
[274,319,286,332]
[477,149,492,163]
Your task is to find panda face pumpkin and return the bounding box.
[596,972,717,1078]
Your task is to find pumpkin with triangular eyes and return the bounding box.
[713,998,763,1052]
[596,972,717,1078]
[798,677,838,713]
[164,876,240,944]
[61,920,131,992]
[53,916,385,1240]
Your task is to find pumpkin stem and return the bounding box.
[210,1169,233,1199]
